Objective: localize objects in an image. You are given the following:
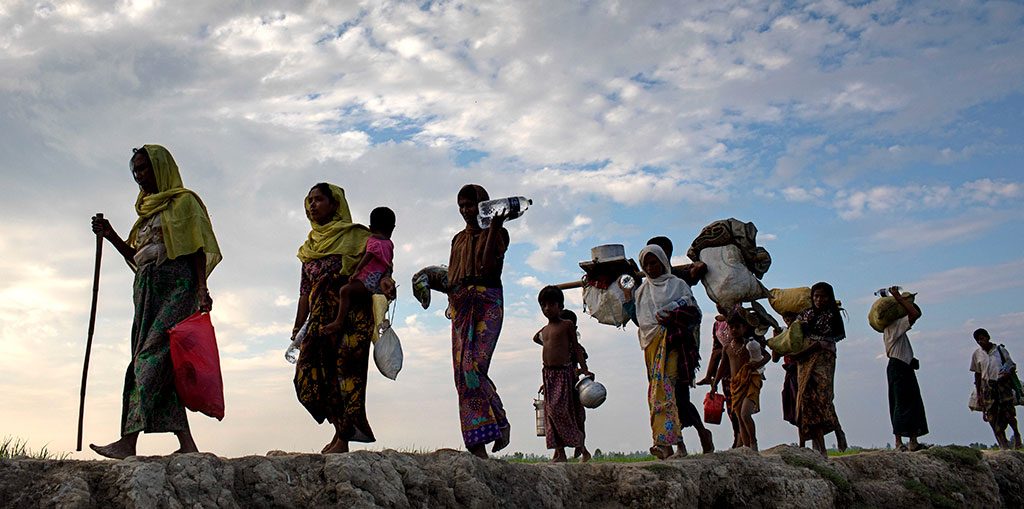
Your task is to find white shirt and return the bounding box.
[971,345,1014,382]
[883,316,914,365]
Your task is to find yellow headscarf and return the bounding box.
[127,144,222,276]
[296,183,370,276]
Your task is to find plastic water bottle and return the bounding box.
[874,286,901,297]
[285,320,309,364]
[746,340,764,363]
[477,196,532,229]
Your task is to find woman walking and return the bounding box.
[447,184,511,458]
[291,183,377,453]
[89,145,221,459]
[794,282,847,456]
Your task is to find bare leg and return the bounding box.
[577,446,592,463]
[551,447,567,463]
[90,432,139,459]
[894,435,905,451]
[834,423,848,452]
[669,442,688,459]
[740,400,757,451]
[1008,419,1021,449]
[468,443,488,459]
[321,431,341,453]
[991,422,1010,449]
[812,433,827,457]
[323,423,350,454]
[697,352,721,385]
[174,428,199,454]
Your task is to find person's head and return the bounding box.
[538,285,565,320]
[130,147,158,194]
[457,184,489,228]
[646,236,673,260]
[307,183,340,226]
[369,207,396,237]
[973,328,992,349]
[639,245,670,279]
[782,312,798,327]
[811,282,838,311]
[727,308,756,338]
[559,309,577,325]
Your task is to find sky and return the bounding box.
[1,0,1023,459]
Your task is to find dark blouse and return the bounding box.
[448,227,509,289]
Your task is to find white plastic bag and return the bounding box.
[582,283,629,327]
[699,244,768,307]
[373,301,403,380]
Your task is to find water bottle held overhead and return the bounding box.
[477,196,532,229]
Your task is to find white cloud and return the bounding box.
[834,179,1022,220]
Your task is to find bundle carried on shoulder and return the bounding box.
[699,244,768,308]
[579,244,639,327]
[768,287,812,315]
[868,292,916,333]
[767,320,806,356]
[687,218,772,279]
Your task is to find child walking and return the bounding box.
[322,207,396,336]
[536,286,592,462]
[713,308,769,451]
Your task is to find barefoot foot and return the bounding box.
[89,439,136,460]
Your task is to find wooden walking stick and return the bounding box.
[77,213,103,451]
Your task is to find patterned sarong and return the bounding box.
[449,286,509,447]
[543,365,586,449]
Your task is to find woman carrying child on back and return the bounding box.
[321,207,397,336]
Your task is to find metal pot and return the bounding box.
[575,375,607,409]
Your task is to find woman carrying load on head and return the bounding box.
[447,184,511,459]
[793,281,848,457]
[292,183,378,454]
[632,244,711,460]
[90,145,221,459]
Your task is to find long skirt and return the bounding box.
[294,273,375,443]
[795,349,839,441]
[984,378,1018,432]
[644,328,682,446]
[887,358,929,437]
[543,365,585,449]
[782,361,799,426]
[122,258,196,435]
[449,286,509,447]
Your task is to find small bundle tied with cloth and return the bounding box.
[580,244,640,327]
[411,265,449,309]
[688,218,771,308]
[868,291,917,332]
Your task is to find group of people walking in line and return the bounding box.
[87,144,1021,461]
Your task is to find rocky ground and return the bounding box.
[1,445,1022,508]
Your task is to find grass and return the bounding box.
[0,436,70,460]
[922,445,982,469]
[903,479,958,509]
[781,454,851,492]
[827,446,872,457]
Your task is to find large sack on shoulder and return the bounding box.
[688,218,771,278]
[768,287,812,315]
[583,283,629,327]
[768,321,806,356]
[699,245,768,307]
[868,292,916,333]
[411,265,449,309]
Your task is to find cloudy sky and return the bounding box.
[2,0,1023,458]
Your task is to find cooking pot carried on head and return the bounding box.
[576,374,607,409]
[590,244,626,264]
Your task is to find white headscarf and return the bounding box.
[634,245,699,349]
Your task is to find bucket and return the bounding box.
[704,391,725,425]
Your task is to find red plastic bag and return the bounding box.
[168,312,225,420]
[703,391,726,425]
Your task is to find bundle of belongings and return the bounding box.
[868,291,916,333]
[411,265,449,309]
[688,218,771,308]
[580,244,640,327]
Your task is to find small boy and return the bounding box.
[712,308,769,451]
[536,285,591,462]
[323,207,396,336]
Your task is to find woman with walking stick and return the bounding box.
[89,145,221,459]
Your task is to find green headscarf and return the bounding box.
[296,183,370,276]
[127,144,222,276]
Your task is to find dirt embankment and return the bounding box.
[1,445,1023,508]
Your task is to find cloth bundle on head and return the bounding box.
[297,183,371,276]
[127,144,222,276]
[634,244,698,349]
